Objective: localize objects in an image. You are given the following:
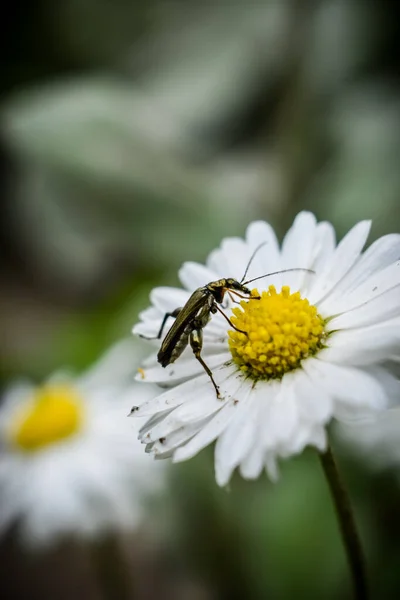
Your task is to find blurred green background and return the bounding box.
[1,1,400,598]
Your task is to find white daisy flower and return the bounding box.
[132,212,400,486]
[337,407,400,477]
[0,340,165,548]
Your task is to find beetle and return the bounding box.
[141,244,312,398]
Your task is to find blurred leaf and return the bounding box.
[131,1,290,140]
[2,78,204,194]
[307,86,400,239]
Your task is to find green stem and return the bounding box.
[319,443,368,600]
[90,534,132,600]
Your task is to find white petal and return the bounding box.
[263,380,299,450]
[140,352,159,369]
[178,262,218,292]
[294,369,333,423]
[134,365,236,416]
[150,286,190,313]
[311,221,336,272]
[322,319,400,365]
[0,383,35,431]
[308,220,371,305]
[248,379,300,454]
[135,365,242,416]
[150,419,208,457]
[281,212,317,291]
[321,260,400,317]
[137,409,175,437]
[336,407,400,465]
[139,351,231,386]
[251,381,280,452]
[321,234,400,306]
[137,306,160,322]
[371,368,400,408]
[135,377,201,416]
[201,314,230,338]
[0,461,24,533]
[244,220,282,288]
[239,381,292,481]
[133,322,161,339]
[306,425,327,451]
[327,285,400,330]
[171,404,234,462]
[303,358,388,412]
[264,454,279,481]
[172,377,248,462]
[206,237,251,281]
[298,221,336,296]
[239,440,265,480]
[278,420,314,456]
[214,383,256,486]
[238,389,269,481]
[143,392,230,443]
[252,381,280,456]
[206,250,229,278]
[333,403,382,423]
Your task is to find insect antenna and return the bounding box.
[243,268,315,286]
[239,242,267,283]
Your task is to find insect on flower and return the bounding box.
[140,244,313,398]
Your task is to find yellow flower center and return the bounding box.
[228,285,325,380]
[10,384,84,452]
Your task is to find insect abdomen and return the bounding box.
[157,293,212,368]
[169,329,191,364]
[158,326,191,367]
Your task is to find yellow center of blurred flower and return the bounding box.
[11,384,84,452]
[228,286,325,380]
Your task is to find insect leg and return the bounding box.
[214,303,248,335]
[230,290,261,301]
[227,292,241,305]
[221,292,239,308]
[140,307,182,340]
[190,329,221,398]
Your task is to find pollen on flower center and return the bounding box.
[10,384,84,452]
[228,285,325,380]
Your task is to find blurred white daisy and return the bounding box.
[132,211,400,486]
[0,340,165,548]
[337,408,400,476]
